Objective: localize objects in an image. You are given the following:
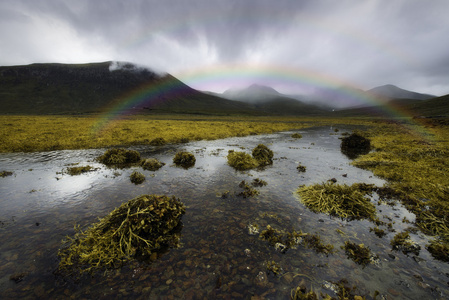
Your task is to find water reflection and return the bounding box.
[0,126,448,299]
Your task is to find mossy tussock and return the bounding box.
[296,182,377,221]
[227,144,274,170]
[291,133,302,139]
[173,151,196,168]
[97,148,141,166]
[341,132,371,159]
[390,231,421,256]
[58,194,185,275]
[130,171,145,184]
[141,158,165,171]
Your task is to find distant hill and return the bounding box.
[367,84,435,100]
[0,62,261,115]
[221,84,328,115]
[335,93,449,117]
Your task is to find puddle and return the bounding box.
[0,126,448,298]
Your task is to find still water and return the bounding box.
[0,127,448,299]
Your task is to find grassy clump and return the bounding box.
[66,165,95,176]
[297,163,306,172]
[173,151,196,168]
[291,133,302,139]
[0,171,13,177]
[296,182,376,221]
[130,171,145,184]
[227,150,258,170]
[390,231,421,256]
[149,137,166,146]
[58,194,185,275]
[303,234,335,256]
[97,148,141,166]
[141,158,165,171]
[341,132,371,159]
[342,241,374,267]
[426,239,449,262]
[227,144,274,170]
[252,144,274,166]
[369,227,387,238]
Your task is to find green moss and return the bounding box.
[426,239,449,262]
[173,151,196,168]
[0,171,13,177]
[291,133,303,139]
[390,231,421,256]
[149,137,166,146]
[296,182,376,221]
[227,150,258,170]
[130,171,145,184]
[66,165,95,176]
[141,158,165,171]
[58,194,185,275]
[97,148,141,166]
[342,241,374,267]
[252,144,274,166]
[341,132,371,159]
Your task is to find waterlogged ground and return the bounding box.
[0,126,448,299]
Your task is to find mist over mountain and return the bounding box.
[222,84,281,103]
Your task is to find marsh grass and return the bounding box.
[58,194,185,275]
[351,120,449,256]
[141,158,165,171]
[173,151,196,168]
[130,171,145,184]
[0,171,13,177]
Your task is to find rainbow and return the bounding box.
[90,63,435,141]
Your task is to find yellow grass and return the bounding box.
[0,115,374,153]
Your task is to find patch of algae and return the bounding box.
[57,194,185,276]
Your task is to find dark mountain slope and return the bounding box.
[0,62,257,115]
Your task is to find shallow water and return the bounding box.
[0,126,448,299]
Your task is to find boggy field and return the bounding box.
[0,114,449,299]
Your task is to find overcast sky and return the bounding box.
[1,0,448,96]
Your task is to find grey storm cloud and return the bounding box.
[0,0,448,96]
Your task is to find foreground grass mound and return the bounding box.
[97,148,141,166]
[58,194,185,275]
[296,182,376,221]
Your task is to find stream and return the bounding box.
[0,126,448,299]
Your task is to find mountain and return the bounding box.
[222,84,281,103]
[221,84,327,115]
[367,84,435,100]
[0,62,257,115]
